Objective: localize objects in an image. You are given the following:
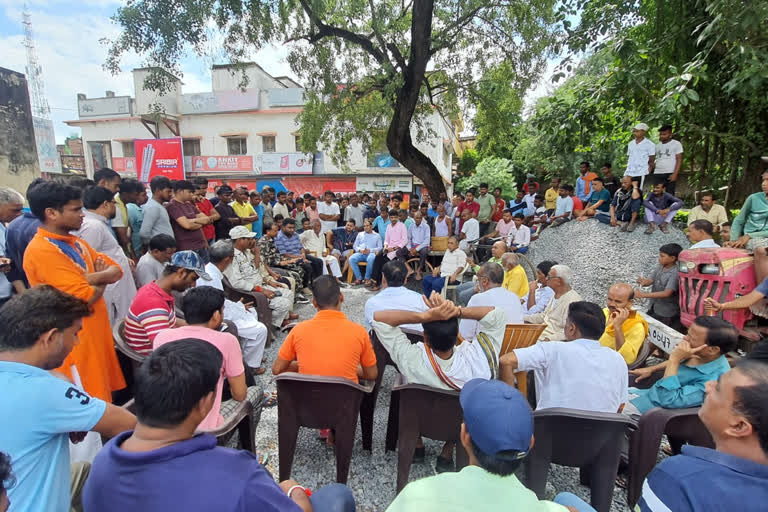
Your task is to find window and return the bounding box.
[88,141,111,169]
[227,137,247,156]
[294,135,301,153]
[121,141,135,157]
[262,135,276,153]
[183,138,201,156]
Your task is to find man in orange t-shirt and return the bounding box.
[273,275,377,383]
[24,181,126,402]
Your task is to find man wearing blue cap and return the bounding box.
[124,250,207,356]
[387,379,594,512]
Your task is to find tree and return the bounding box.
[456,147,480,180]
[456,157,517,197]
[105,0,562,196]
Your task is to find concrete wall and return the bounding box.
[212,64,285,92]
[0,67,40,194]
[133,68,181,116]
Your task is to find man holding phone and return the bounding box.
[0,187,25,307]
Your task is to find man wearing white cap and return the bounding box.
[224,226,298,331]
[625,122,656,190]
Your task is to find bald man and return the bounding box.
[457,240,507,306]
[599,283,649,364]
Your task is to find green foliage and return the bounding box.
[478,0,768,205]
[456,157,517,197]
[105,0,564,194]
[456,148,480,179]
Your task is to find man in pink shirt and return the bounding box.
[153,286,270,458]
[369,209,408,291]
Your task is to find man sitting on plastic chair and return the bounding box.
[373,292,508,474]
[422,236,467,297]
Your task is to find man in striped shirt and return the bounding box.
[124,251,208,355]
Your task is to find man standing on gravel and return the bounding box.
[524,264,582,342]
[625,122,656,190]
[652,125,683,196]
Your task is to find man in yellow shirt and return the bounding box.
[687,191,728,233]
[231,187,259,231]
[502,252,529,301]
[599,283,649,364]
[544,177,560,214]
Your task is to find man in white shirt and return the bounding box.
[136,234,177,287]
[373,293,508,471]
[364,260,428,331]
[459,209,479,252]
[299,219,344,280]
[423,236,467,297]
[653,124,683,196]
[625,122,656,190]
[525,264,583,341]
[201,240,269,373]
[500,300,628,413]
[318,190,341,233]
[549,186,574,228]
[272,190,291,220]
[459,262,523,340]
[506,213,531,254]
[688,220,720,249]
[76,186,137,325]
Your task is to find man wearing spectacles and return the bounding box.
[524,264,582,341]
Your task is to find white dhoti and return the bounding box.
[264,284,294,327]
[105,257,137,326]
[223,300,268,368]
[321,255,343,278]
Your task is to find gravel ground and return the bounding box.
[250,284,637,511]
[528,219,690,307]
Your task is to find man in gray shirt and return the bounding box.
[344,193,365,230]
[139,176,174,245]
[635,243,683,330]
[136,234,177,287]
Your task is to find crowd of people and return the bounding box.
[0,149,767,512]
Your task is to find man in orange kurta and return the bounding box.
[24,181,126,402]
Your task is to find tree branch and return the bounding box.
[298,0,388,66]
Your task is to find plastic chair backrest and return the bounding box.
[627,338,652,370]
[112,320,147,363]
[500,323,546,356]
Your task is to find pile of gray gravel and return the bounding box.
[527,219,690,307]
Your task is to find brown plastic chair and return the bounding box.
[112,320,147,364]
[526,408,638,512]
[359,328,423,452]
[405,257,433,280]
[624,371,714,507]
[499,323,546,397]
[221,273,273,346]
[389,374,469,492]
[123,398,256,453]
[346,261,366,283]
[275,372,374,484]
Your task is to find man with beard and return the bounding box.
[76,186,138,325]
[0,286,136,512]
[25,181,126,402]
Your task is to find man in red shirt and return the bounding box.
[193,177,220,244]
[124,250,206,355]
[456,189,480,231]
[491,187,506,225]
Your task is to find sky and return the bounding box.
[0,1,561,144]
[0,0,295,143]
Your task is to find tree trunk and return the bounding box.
[385,0,447,196]
[723,150,741,211]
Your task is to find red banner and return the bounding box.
[112,157,137,174]
[134,137,185,182]
[191,155,253,173]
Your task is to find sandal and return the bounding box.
[615,474,629,489]
[252,367,266,376]
[256,452,269,466]
[261,391,278,408]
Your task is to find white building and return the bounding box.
[65,63,455,197]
